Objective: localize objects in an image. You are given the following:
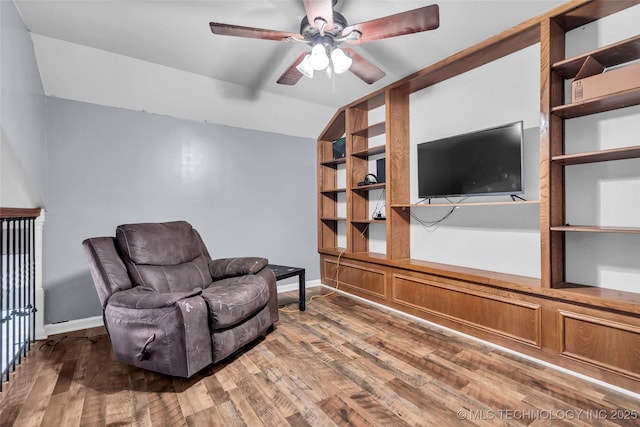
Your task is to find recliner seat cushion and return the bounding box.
[202,275,270,329]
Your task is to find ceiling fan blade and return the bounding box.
[342,4,439,44]
[277,52,308,85]
[303,0,334,31]
[343,48,385,84]
[210,22,302,42]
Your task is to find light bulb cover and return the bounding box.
[296,54,314,79]
[309,43,330,71]
[330,48,352,74]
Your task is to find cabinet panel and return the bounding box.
[392,274,541,347]
[322,258,387,299]
[558,310,640,380]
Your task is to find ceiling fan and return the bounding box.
[209,0,439,85]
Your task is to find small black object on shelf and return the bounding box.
[332,137,346,159]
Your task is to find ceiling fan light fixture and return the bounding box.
[330,47,352,74]
[296,54,314,79]
[309,43,330,71]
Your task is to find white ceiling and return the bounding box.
[15,0,565,135]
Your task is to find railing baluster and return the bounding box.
[1,219,4,390]
[11,219,17,373]
[28,218,35,352]
[19,219,25,363]
[1,210,40,390]
[17,219,22,365]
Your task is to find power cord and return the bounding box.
[372,189,386,219]
[38,334,103,351]
[409,208,456,232]
[308,247,345,303]
[410,196,469,231]
[278,248,346,312]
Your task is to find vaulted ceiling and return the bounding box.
[16,0,564,137]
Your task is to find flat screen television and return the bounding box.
[417,121,524,199]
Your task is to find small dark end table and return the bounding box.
[267,264,306,311]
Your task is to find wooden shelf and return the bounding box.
[392,200,540,208]
[348,250,388,260]
[351,122,385,139]
[321,188,347,194]
[552,35,640,79]
[552,145,640,165]
[320,157,346,167]
[351,219,386,225]
[552,87,640,119]
[321,217,346,222]
[550,225,640,234]
[351,183,385,191]
[352,145,385,158]
[318,247,347,255]
[554,283,640,311]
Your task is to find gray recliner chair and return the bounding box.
[82,220,279,377]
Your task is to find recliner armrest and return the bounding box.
[108,287,202,309]
[209,257,268,280]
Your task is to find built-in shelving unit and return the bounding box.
[317,0,640,392]
[317,108,347,252]
[545,3,640,296]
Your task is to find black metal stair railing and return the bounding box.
[1,208,40,392]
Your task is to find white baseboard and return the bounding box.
[277,279,321,293]
[44,315,104,336]
[320,284,640,400]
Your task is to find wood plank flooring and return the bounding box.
[1,287,639,426]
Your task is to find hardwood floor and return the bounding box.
[1,287,639,426]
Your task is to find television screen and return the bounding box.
[417,121,524,199]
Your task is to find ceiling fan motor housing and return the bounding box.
[299,11,348,41]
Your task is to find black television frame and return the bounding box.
[417,121,524,200]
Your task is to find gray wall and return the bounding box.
[44,98,319,324]
[0,0,47,205]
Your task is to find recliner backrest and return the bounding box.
[115,221,213,293]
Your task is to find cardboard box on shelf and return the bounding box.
[571,56,640,103]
